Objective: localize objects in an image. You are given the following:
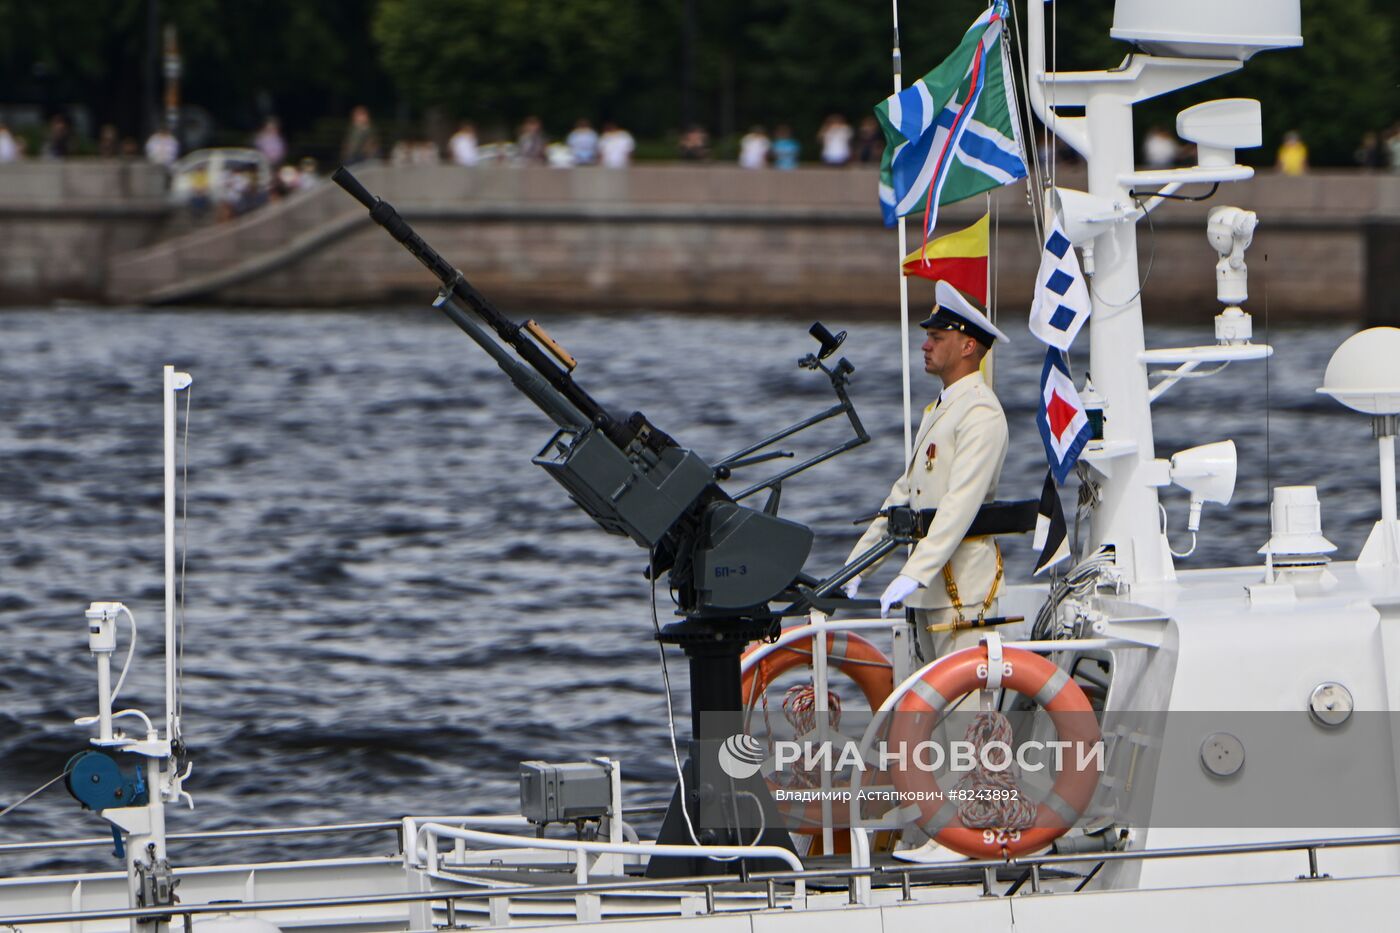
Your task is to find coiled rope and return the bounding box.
[952,711,1038,830]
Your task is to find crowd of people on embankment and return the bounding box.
[0,107,887,177]
[5,106,1399,228]
[340,107,888,170]
[0,106,891,224]
[1139,123,1400,177]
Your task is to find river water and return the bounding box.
[0,307,1377,873]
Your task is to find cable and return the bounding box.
[648,548,737,861]
[1071,467,1102,560]
[1159,504,1198,559]
[0,770,70,820]
[1000,4,1044,242]
[1005,0,1046,242]
[1050,0,1058,190]
[1128,182,1220,202]
[110,604,138,705]
[176,385,192,739]
[68,605,141,725]
[1168,534,1198,559]
[992,194,1000,333]
[1264,255,1272,503]
[1089,196,1156,310]
[648,554,767,859]
[1032,547,1115,641]
[73,706,156,734]
[110,708,156,734]
[733,789,766,847]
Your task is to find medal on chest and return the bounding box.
[924,442,937,472]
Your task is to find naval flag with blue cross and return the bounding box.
[874,0,1027,231]
[1028,217,1091,351]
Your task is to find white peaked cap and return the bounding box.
[920,280,1011,346]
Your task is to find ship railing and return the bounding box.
[742,615,1136,676]
[0,819,404,859]
[5,832,1400,929]
[401,814,640,870]
[0,814,645,863]
[739,617,904,672]
[409,821,807,922]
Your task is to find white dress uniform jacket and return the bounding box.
[846,371,1009,611]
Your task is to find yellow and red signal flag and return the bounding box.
[901,212,989,305]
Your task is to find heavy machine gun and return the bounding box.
[332,167,867,620]
[333,167,876,873]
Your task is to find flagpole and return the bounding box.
[892,0,913,467]
[984,190,995,389]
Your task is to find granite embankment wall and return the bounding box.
[2,161,1398,321]
[0,161,170,303]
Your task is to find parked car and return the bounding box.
[169,148,271,215]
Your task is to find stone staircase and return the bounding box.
[105,165,388,305]
[98,162,919,307]
[95,163,1400,319]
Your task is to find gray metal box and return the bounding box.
[519,760,612,825]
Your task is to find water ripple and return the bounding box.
[0,307,1368,872]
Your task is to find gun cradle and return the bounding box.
[695,502,812,610]
[532,427,812,611]
[532,426,714,548]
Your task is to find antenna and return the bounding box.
[163,366,193,745]
[1317,328,1400,566]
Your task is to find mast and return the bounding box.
[1024,1,1243,585]
[890,0,914,465]
[163,366,184,744]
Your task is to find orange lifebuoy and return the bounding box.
[742,631,894,711]
[887,645,1101,859]
[742,632,895,851]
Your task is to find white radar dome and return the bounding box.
[1112,0,1302,61]
[1317,327,1400,415]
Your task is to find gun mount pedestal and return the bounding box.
[647,617,798,878]
[331,168,873,880]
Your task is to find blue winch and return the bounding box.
[65,750,149,858]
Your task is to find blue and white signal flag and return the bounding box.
[1028,217,1091,351]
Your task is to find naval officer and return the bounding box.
[843,280,1010,662]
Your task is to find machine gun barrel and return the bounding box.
[333,165,717,560]
[330,164,874,616]
[332,166,636,448]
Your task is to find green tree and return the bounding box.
[676,0,1021,147]
[1230,0,1396,164]
[1102,0,1396,166]
[0,0,390,152]
[372,0,655,134]
[0,0,1394,165]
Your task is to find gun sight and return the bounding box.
[809,322,846,360]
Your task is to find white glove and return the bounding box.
[880,574,922,617]
[841,576,862,599]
